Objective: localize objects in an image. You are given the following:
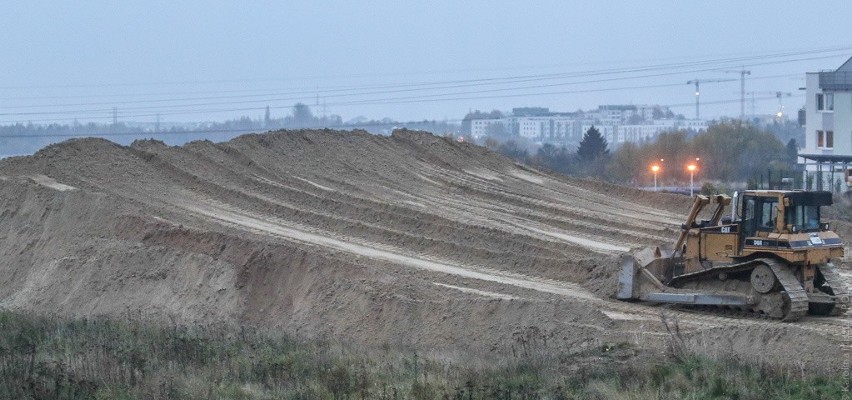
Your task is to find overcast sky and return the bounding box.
[2,1,851,125]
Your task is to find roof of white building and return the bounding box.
[837,56,852,72]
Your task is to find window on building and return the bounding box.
[817,130,834,148]
[817,93,835,112]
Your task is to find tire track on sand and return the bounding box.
[178,200,851,339]
[179,201,602,300]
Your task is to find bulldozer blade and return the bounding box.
[616,254,636,300]
[617,246,676,300]
[617,245,754,306]
[640,292,753,306]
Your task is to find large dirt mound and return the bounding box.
[0,129,844,373]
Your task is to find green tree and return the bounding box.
[693,123,785,182]
[497,140,529,162]
[535,143,574,174]
[765,119,806,145]
[786,138,798,166]
[606,141,644,183]
[576,126,609,162]
[646,130,692,182]
[600,122,788,185]
[537,143,560,163]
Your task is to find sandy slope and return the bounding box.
[0,129,847,373]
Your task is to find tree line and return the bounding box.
[487,122,799,189]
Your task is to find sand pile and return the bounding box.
[0,129,844,372]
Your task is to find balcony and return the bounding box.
[819,71,852,91]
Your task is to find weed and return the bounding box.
[0,311,843,399]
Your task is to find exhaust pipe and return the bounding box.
[731,191,738,222]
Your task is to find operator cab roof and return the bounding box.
[743,190,833,206]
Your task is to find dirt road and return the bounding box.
[0,129,846,373]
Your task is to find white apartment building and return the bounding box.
[471,115,580,141]
[470,119,506,137]
[617,125,663,143]
[510,116,577,140]
[799,56,852,193]
[470,105,706,147]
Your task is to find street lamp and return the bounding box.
[687,164,697,196]
[651,164,661,192]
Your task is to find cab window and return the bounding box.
[785,204,821,232]
[741,197,756,241]
[758,198,778,231]
[744,198,755,221]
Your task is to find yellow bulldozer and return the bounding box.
[617,190,849,321]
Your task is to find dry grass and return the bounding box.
[0,311,844,399]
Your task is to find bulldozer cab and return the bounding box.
[738,191,831,241]
[735,190,837,260]
[739,193,780,248]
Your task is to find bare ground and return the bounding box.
[0,129,848,374]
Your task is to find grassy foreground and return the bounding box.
[0,311,844,399]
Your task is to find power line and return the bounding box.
[0,49,839,125]
[2,44,849,91]
[0,53,838,120]
[0,82,691,123]
[0,95,797,137]
[3,47,848,110]
[0,72,808,105]
[0,80,804,125]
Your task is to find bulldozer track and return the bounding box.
[819,263,851,316]
[765,258,809,321]
[662,258,810,321]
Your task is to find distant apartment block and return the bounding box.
[799,56,852,193]
[470,105,707,147]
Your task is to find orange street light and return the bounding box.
[687,164,698,196]
[651,164,661,191]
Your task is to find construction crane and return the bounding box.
[722,67,752,120]
[774,91,793,118]
[686,78,736,119]
[742,91,793,117]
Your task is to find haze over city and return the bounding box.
[2,1,851,126]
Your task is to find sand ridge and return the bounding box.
[0,129,845,373]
